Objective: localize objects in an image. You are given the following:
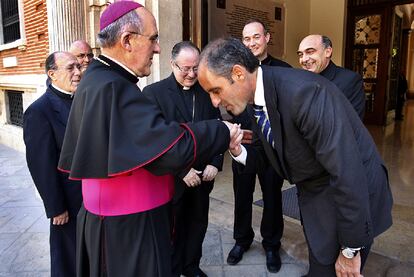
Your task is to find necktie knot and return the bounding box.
[253,104,263,112]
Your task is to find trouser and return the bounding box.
[307,243,371,277]
[232,158,284,251]
[50,217,77,277]
[171,181,214,276]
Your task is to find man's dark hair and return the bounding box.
[171,41,200,61]
[45,52,60,73]
[244,18,268,34]
[200,37,259,82]
[321,35,333,49]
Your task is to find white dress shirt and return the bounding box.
[231,67,268,165]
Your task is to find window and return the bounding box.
[0,0,20,44]
[6,90,23,127]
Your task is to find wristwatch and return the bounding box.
[341,247,361,259]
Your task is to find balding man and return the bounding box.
[69,40,93,72]
[23,52,82,277]
[298,34,365,119]
[58,2,241,276]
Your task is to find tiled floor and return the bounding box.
[365,100,414,263]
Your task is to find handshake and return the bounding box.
[223,121,253,157]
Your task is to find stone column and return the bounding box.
[46,0,87,52]
[144,0,182,86]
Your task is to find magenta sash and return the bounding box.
[82,168,174,216]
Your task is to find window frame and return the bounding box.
[0,0,26,51]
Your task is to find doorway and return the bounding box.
[345,0,414,125]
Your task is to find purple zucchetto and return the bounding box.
[100,1,143,31]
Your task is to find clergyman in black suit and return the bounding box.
[23,52,83,277]
[298,34,365,119]
[226,18,290,273]
[197,37,393,277]
[143,41,222,277]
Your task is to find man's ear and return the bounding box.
[121,32,133,51]
[47,69,56,81]
[231,64,245,81]
[265,32,270,44]
[325,47,333,58]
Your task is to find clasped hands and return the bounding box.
[183,165,219,187]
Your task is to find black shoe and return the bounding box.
[227,244,249,265]
[182,267,208,277]
[265,249,281,273]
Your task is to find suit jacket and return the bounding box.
[143,74,224,199]
[247,66,393,264]
[23,86,82,218]
[262,54,291,68]
[320,61,365,119]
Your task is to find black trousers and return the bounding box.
[50,216,77,277]
[231,155,284,251]
[171,181,214,276]
[307,243,372,277]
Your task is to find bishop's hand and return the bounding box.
[222,121,243,156]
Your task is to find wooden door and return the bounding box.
[387,12,403,121]
[345,6,392,125]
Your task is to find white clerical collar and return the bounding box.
[254,67,265,107]
[100,54,138,78]
[51,84,73,96]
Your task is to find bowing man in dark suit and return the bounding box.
[143,41,222,277]
[226,18,290,273]
[298,34,365,119]
[23,52,83,277]
[197,38,393,277]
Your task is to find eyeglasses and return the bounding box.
[174,62,198,74]
[128,31,159,44]
[76,53,94,60]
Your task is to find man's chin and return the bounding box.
[227,107,241,116]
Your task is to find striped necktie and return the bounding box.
[253,104,275,148]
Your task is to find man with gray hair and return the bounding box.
[24,51,82,277]
[197,37,392,277]
[58,2,241,276]
[297,34,365,119]
[69,40,93,72]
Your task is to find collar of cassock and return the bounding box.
[96,54,139,84]
[50,84,73,100]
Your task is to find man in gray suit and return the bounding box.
[197,37,393,277]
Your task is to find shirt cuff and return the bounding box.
[229,145,247,165]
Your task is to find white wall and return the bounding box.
[309,0,346,66]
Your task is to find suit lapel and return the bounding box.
[46,88,69,127]
[261,67,290,179]
[166,75,192,122]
